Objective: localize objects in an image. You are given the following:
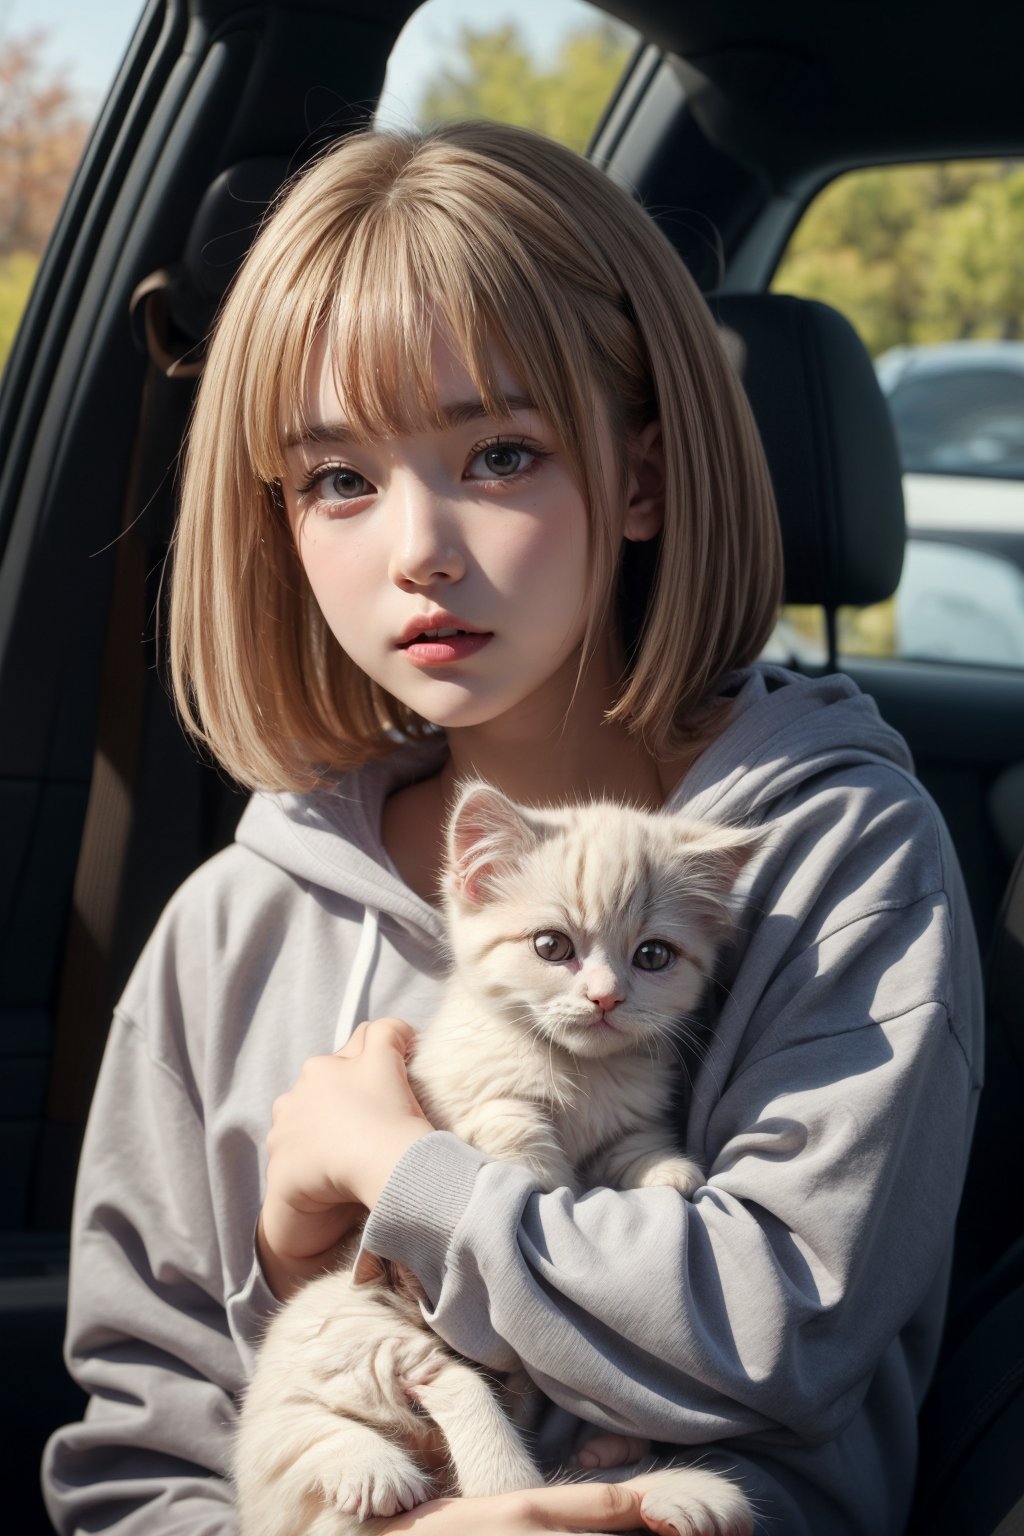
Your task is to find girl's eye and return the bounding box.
[326,467,372,499]
[467,438,542,481]
[533,931,575,963]
[633,940,675,972]
[297,464,374,504]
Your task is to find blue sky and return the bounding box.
[4,0,627,119]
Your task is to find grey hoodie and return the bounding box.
[43,665,983,1536]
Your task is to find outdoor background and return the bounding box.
[4,0,1020,375]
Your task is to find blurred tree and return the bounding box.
[0,29,89,256]
[418,19,633,153]
[773,160,1024,354]
[0,28,89,370]
[922,166,1024,341]
[0,249,37,362]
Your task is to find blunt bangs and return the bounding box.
[256,138,644,501]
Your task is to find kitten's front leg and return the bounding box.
[587,1129,704,1198]
[407,1357,542,1498]
[449,1099,577,1193]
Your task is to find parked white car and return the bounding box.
[877,341,1024,665]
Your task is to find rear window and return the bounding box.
[375,0,638,151]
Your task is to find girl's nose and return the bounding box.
[387,477,465,590]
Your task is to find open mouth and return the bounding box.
[404,627,470,644]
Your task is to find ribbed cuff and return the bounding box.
[357,1130,488,1300]
[227,1238,282,1372]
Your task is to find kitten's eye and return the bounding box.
[533,931,574,963]
[633,940,675,972]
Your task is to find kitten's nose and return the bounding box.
[591,993,622,1013]
[585,968,623,1012]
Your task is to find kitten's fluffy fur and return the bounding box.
[235,785,760,1536]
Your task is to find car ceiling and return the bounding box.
[195,0,1024,188]
[612,2,1024,176]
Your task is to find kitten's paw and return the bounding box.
[632,1155,705,1198]
[320,1447,433,1521]
[522,1154,578,1195]
[636,1470,753,1536]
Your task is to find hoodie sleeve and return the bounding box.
[360,785,984,1449]
[42,1011,252,1535]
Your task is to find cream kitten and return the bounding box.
[235,784,761,1536]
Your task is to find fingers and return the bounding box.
[336,1016,415,1058]
[518,1481,645,1530]
[571,1432,651,1470]
[382,1482,645,1532]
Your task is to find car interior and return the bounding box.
[2,1,1022,1530]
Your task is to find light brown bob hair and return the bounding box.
[170,119,782,791]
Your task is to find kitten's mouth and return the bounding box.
[582,1012,621,1032]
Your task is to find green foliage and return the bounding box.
[417,20,632,153]
[773,161,1024,354]
[0,249,37,371]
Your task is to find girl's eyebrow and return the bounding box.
[283,395,538,450]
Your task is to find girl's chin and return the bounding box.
[382,682,543,733]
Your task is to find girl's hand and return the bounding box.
[379,1483,648,1533]
[571,1434,652,1470]
[257,1017,434,1300]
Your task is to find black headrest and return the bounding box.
[712,293,905,607]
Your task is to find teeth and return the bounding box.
[423,627,460,639]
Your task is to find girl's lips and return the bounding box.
[401,632,493,666]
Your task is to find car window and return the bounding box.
[769,160,1024,671]
[0,0,142,381]
[376,0,638,150]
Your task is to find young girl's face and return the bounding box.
[280,328,622,736]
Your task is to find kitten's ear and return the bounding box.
[676,822,766,894]
[447,782,536,906]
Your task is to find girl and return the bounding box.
[44,121,982,1536]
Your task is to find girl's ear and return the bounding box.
[446,782,536,906]
[623,418,665,543]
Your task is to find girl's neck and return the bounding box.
[440,715,680,813]
[381,644,702,904]
[382,719,695,908]
[437,641,695,812]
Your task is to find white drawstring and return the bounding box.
[334,906,381,1048]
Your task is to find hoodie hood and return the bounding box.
[235,736,448,1047]
[670,664,914,824]
[236,666,914,906]
[237,735,450,936]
